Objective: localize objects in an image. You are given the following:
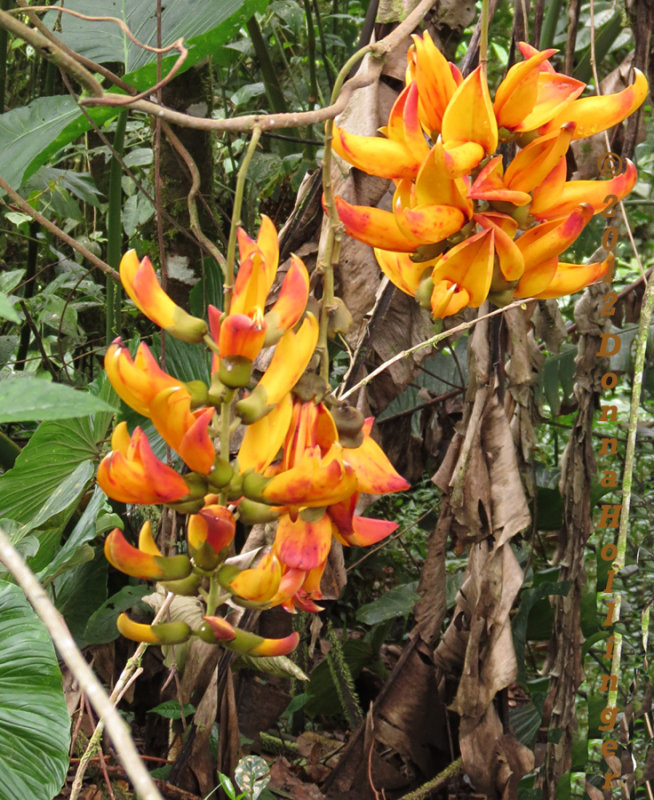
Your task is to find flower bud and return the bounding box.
[242,471,272,502]
[185,380,209,407]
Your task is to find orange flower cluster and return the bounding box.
[98,218,408,652]
[332,38,647,317]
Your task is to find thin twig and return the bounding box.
[14,0,136,95]
[0,527,164,800]
[70,593,174,799]
[161,121,227,271]
[0,175,119,281]
[0,9,103,96]
[338,299,531,402]
[608,275,654,707]
[77,0,436,132]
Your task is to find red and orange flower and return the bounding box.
[331,38,647,315]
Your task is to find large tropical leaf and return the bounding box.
[0,579,70,800]
[0,377,115,423]
[0,381,118,524]
[46,0,267,88]
[0,95,79,189]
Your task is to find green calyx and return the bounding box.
[153,554,193,581]
[219,356,254,389]
[235,384,271,424]
[150,621,192,645]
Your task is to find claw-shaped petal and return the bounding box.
[229,553,283,603]
[334,196,422,252]
[273,512,333,571]
[97,422,190,504]
[395,203,466,245]
[532,160,638,219]
[343,418,410,494]
[238,392,293,473]
[531,255,612,299]
[149,387,216,475]
[529,157,567,219]
[264,254,310,344]
[332,82,429,180]
[542,69,648,139]
[232,215,279,316]
[334,515,399,547]
[469,156,531,206]
[515,205,593,270]
[116,615,192,645]
[119,251,207,343]
[514,257,559,298]
[494,47,559,129]
[105,526,191,580]
[431,228,495,307]
[200,616,299,656]
[104,338,182,418]
[503,123,575,194]
[374,248,434,296]
[236,314,319,423]
[263,443,357,508]
[430,280,470,318]
[409,31,460,134]
[413,144,473,215]
[441,65,498,157]
[475,213,525,282]
[187,504,236,569]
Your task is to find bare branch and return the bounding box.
[0,527,164,800]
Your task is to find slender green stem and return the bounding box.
[479,0,489,69]
[106,110,127,343]
[224,126,262,310]
[0,10,103,96]
[206,574,221,617]
[398,758,463,800]
[220,399,231,467]
[0,0,9,113]
[303,0,318,105]
[539,0,563,49]
[608,275,654,707]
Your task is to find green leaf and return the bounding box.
[512,581,571,685]
[355,581,420,625]
[14,460,95,545]
[189,258,223,318]
[0,579,70,800]
[0,291,19,323]
[55,555,108,646]
[152,333,211,384]
[83,584,152,645]
[0,377,115,423]
[48,0,267,89]
[235,654,309,681]
[147,701,195,720]
[0,95,80,189]
[39,486,115,586]
[0,417,107,524]
[235,755,270,800]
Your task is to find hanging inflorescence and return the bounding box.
[331,36,647,317]
[98,218,408,654]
